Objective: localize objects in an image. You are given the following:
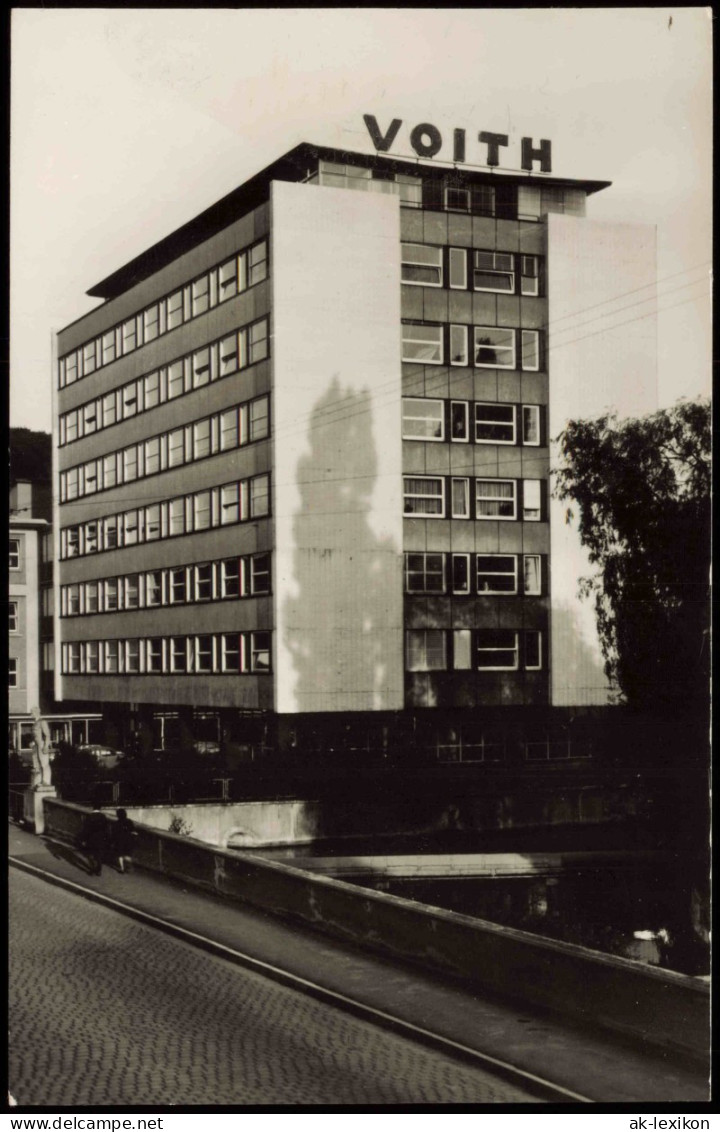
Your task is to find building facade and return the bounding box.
[52,142,657,758]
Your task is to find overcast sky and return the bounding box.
[11,7,712,433]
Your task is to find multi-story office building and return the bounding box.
[53,140,657,758]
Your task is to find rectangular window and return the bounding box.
[170,568,186,604]
[124,575,140,610]
[84,461,99,494]
[520,256,540,296]
[122,317,137,353]
[450,401,469,442]
[402,398,444,441]
[123,511,139,545]
[401,243,443,286]
[451,553,470,595]
[144,371,160,408]
[219,333,239,376]
[248,319,269,364]
[250,631,271,672]
[168,429,185,468]
[248,241,268,286]
[122,447,138,483]
[523,479,542,521]
[449,248,467,290]
[122,383,138,419]
[9,539,19,569]
[523,554,542,595]
[83,402,98,435]
[475,403,516,444]
[104,641,119,674]
[65,527,80,558]
[195,563,213,601]
[195,635,214,673]
[403,476,445,517]
[65,468,79,502]
[524,631,542,670]
[84,582,99,614]
[103,518,118,550]
[103,392,117,428]
[65,353,79,385]
[453,629,472,670]
[66,584,81,615]
[66,642,81,674]
[449,324,469,366]
[406,629,447,671]
[145,504,161,541]
[445,186,469,212]
[65,411,79,443]
[402,323,443,364]
[220,408,238,451]
[85,641,99,673]
[83,341,97,375]
[193,491,211,531]
[146,639,163,673]
[167,360,184,400]
[471,184,496,216]
[473,251,514,293]
[143,305,159,342]
[521,330,540,372]
[218,258,238,301]
[397,173,422,208]
[251,554,271,595]
[404,553,445,594]
[221,633,241,672]
[250,475,270,518]
[191,275,210,317]
[193,419,211,459]
[477,554,518,594]
[145,571,163,607]
[170,638,187,673]
[166,290,183,330]
[249,397,269,441]
[476,479,517,520]
[522,405,541,446]
[221,484,239,525]
[9,601,18,632]
[125,640,140,673]
[474,327,516,369]
[476,630,519,670]
[192,347,210,388]
[8,658,17,687]
[101,454,116,490]
[169,499,185,537]
[451,477,470,519]
[221,558,240,598]
[144,436,161,475]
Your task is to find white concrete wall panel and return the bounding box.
[547,215,658,705]
[271,181,404,714]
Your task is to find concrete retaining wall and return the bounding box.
[42,798,709,1062]
[122,799,322,847]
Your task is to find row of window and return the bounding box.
[407,628,542,672]
[60,553,271,617]
[59,474,270,560]
[61,632,272,675]
[58,318,270,447]
[58,239,268,390]
[404,476,544,522]
[401,244,541,296]
[402,322,541,370]
[403,398,543,446]
[310,162,585,222]
[60,395,269,502]
[405,552,542,596]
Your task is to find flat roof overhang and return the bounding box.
[87,142,612,301]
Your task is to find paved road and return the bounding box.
[9,869,539,1107]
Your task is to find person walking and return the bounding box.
[80,804,109,876]
[113,808,137,873]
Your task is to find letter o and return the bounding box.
[410,123,442,158]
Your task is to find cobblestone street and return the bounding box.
[9,869,539,1107]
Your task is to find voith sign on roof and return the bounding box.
[363,114,552,172]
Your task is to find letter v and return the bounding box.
[363,115,402,152]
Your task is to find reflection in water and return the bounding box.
[353,866,709,976]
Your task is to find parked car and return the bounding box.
[76,744,124,770]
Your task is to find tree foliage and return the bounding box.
[9,428,51,484]
[554,398,710,716]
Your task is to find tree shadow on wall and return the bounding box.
[282,377,401,718]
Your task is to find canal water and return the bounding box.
[348,863,709,977]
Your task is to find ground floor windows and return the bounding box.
[406,629,542,672]
[61,632,273,676]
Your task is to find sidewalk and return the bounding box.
[8,821,709,1105]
